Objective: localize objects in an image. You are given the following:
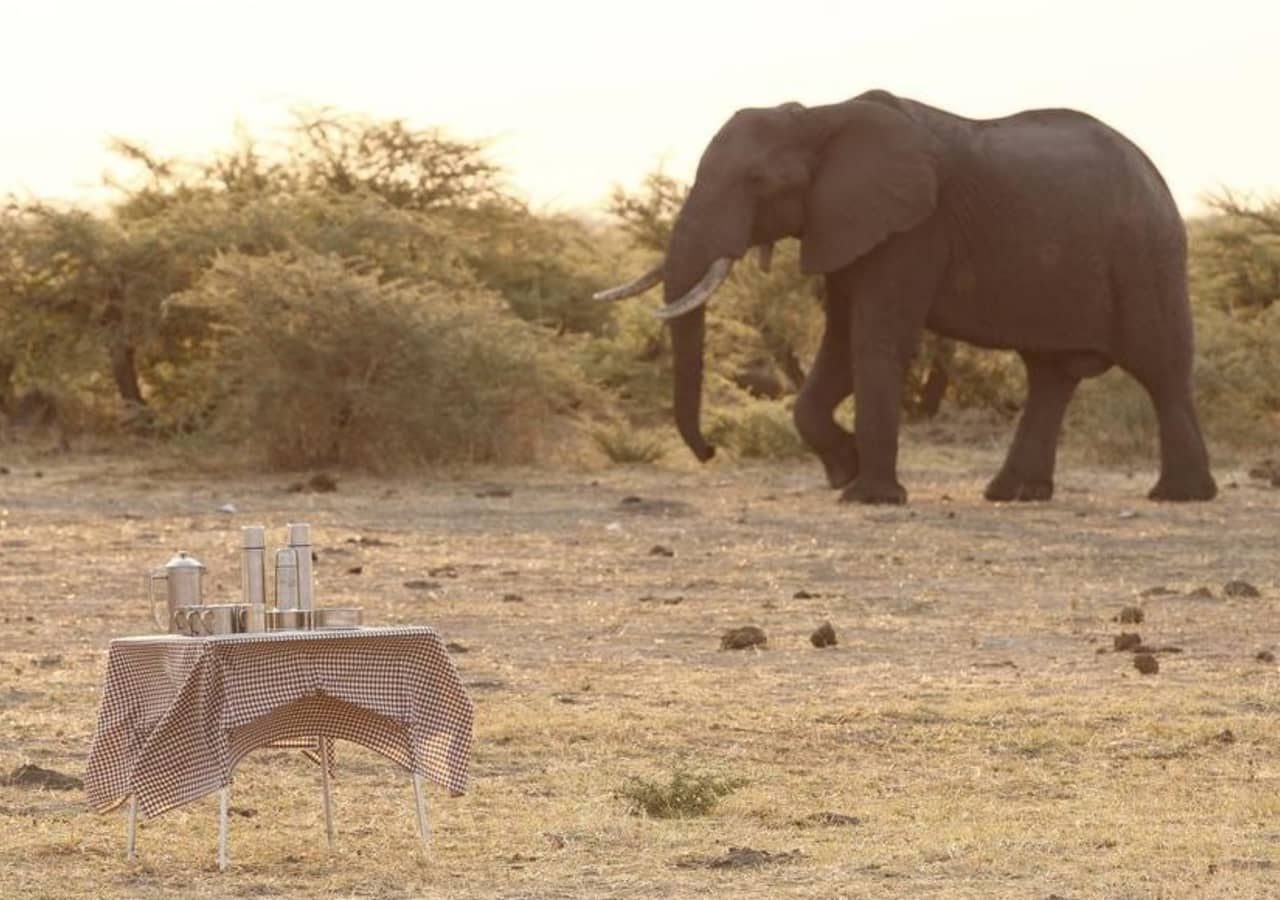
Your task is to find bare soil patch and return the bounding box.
[0,442,1277,898]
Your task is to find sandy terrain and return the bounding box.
[0,440,1276,898]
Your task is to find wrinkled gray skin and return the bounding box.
[623,89,1216,504]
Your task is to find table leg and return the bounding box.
[319,737,335,850]
[126,795,138,861]
[412,772,430,849]
[218,787,229,871]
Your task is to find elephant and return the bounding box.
[595,89,1217,504]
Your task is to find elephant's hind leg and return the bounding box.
[985,352,1092,501]
[1142,384,1217,501]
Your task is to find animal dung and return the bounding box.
[810,621,838,648]
[1116,606,1145,624]
[1223,580,1261,598]
[1,764,83,791]
[307,472,339,492]
[721,625,767,650]
[1133,653,1159,675]
[1114,632,1143,652]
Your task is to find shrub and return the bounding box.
[590,423,667,464]
[707,398,809,460]
[169,249,592,469]
[614,768,745,818]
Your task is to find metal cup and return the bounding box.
[171,605,202,635]
[266,608,313,631]
[194,604,245,636]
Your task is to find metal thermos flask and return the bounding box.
[287,523,314,611]
[275,548,299,611]
[241,525,267,631]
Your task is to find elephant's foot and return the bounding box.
[839,476,907,505]
[817,439,859,489]
[1148,470,1217,502]
[984,469,1054,502]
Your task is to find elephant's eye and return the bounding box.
[748,168,782,193]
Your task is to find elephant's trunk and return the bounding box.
[668,304,715,462]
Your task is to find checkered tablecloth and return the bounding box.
[86,626,473,818]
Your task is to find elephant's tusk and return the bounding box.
[593,263,664,301]
[755,243,774,273]
[654,258,734,321]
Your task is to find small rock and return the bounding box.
[345,565,364,575]
[1118,510,1139,520]
[1223,580,1261,598]
[1186,586,1215,599]
[345,535,393,547]
[307,472,338,492]
[230,806,258,818]
[285,481,306,493]
[428,565,459,578]
[649,545,675,557]
[403,579,441,591]
[1140,586,1177,597]
[1247,459,1277,481]
[216,503,237,514]
[475,485,513,498]
[1256,650,1276,663]
[1133,653,1159,675]
[1114,632,1143,652]
[1213,729,1236,745]
[810,621,838,648]
[793,589,820,599]
[445,642,469,654]
[1116,606,1144,624]
[721,625,767,650]
[1,764,83,791]
[33,655,62,669]
[501,593,525,603]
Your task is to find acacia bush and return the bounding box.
[169,250,593,469]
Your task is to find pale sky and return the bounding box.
[2,1,1277,217]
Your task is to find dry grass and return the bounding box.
[0,435,1277,898]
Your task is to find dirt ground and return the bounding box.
[0,437,1277,899]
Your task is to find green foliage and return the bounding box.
[1190,194,1280,315]
[614,768,745,818]
[590,423,668,464]
[170,250,591,469]
[607,169,687,253]
[707,398,809,460]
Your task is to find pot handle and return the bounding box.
[149,570,169,631]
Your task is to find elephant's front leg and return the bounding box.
[793,298,858,488]
[840,341,910,504]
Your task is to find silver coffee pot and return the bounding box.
[149,551,206,632]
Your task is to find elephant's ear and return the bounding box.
[800,101,939,275]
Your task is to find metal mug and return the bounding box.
[171,605,202,635]
[192,604,246,636]
[266,608,313,631]
[150,551,206,632]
